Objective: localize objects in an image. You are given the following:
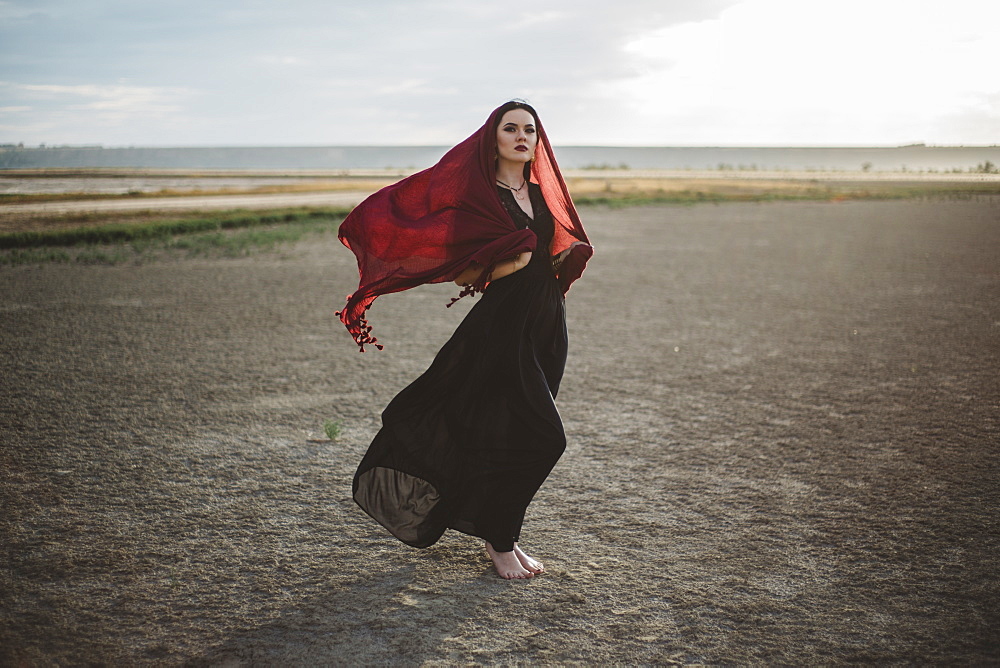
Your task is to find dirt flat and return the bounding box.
[1,197,998,664]
[0,190,371,218]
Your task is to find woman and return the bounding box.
[337,100,592,579]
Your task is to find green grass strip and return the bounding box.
[0,207,351,250]
[574,190,834,208]
[0,247,73,265]
[0,218,344,266]
[574,183,1000,208]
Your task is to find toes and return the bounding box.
[513,549,544,573]
[500,568,533,579]
[487,543,537,579]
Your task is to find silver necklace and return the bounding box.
[496,178,527,200]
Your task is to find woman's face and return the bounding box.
[495,108,538,167]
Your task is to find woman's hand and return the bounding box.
[454,262,481,286]
[454,252,532,286]
[552,241,588,273]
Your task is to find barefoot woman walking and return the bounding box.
[337,101,592,579]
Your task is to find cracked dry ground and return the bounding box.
[2,198,998,664]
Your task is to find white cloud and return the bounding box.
[255,55,309,67]
[17,83,191,115]
[0,0,996,145]
[0,81,196,144]
[510,10,568,29]
[376,79,442,96]
[613,0,1000,144]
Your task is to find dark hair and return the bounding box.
[492,100,539,180]
[492,99,539,131]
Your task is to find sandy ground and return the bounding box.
[0,191,371,218]
[0,174,378,196]
[2,197,999,664]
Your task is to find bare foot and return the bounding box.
[513,543,544,574]
[485,542,533,579]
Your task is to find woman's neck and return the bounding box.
[495,161,526,188]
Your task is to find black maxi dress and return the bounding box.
[353,183,568,553]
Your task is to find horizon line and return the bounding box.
[4,142,999,150]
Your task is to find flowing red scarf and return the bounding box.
[337,101,593,351]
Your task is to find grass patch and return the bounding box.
[574,189,838,207]
[0,207,350,250]
[323,419,343,441]
[0,248,73,265]
[573,182,1000,207]
[0,208,348,265]
[574,191,783,207]
[162,219,334,257]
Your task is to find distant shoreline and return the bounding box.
[3,166,999,182]
[3,144,999,173]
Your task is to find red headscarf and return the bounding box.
[337,101,593,351]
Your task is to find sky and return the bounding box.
[1,0,997,147]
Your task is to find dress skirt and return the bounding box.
[352,184,567,553]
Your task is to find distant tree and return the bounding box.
[974,160,997,174]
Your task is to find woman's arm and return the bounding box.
[551,241,589,273]
[454,252,532,286]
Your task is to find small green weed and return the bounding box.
[323,419,343,441]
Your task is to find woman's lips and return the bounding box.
[515,146,528,151]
